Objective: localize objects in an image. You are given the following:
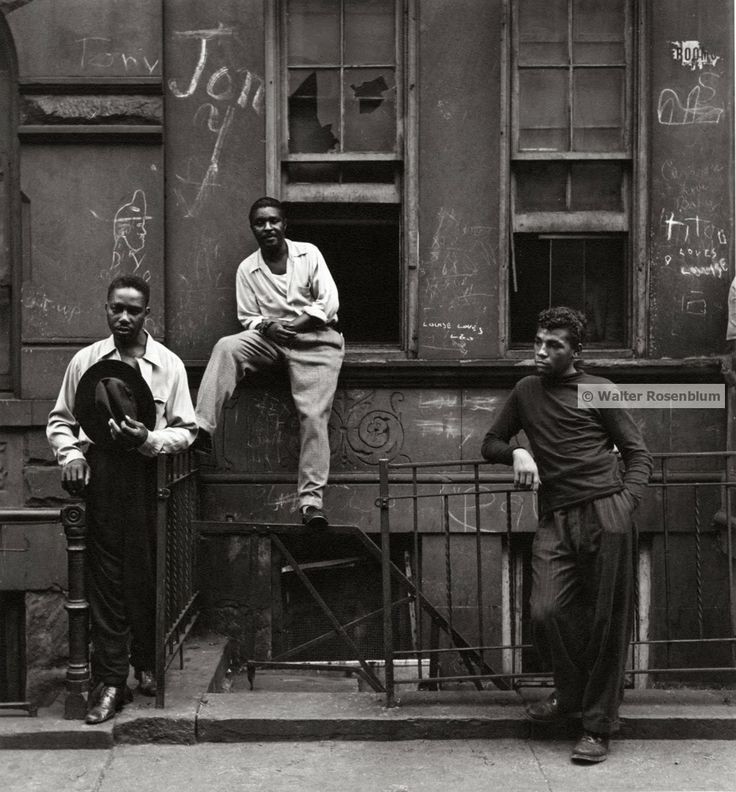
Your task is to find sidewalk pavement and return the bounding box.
[5,739,736,792]
[2,635,736,790]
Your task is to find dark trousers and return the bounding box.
[530,491,634,735]
[85,446,157,687]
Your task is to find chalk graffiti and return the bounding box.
[657,73,724,125]
[77,37,159,74]
[169,23,264,218]
[22,289,81,323]
[111,189,151,279]
[682,291,707,316]
[421,208,495,355]
[669,40,720,71]
[659,210,729,278]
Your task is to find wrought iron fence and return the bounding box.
[0,504,86,718]
[378,452,736,707]
[155,450,200,707]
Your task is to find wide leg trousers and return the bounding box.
[86,446,157,687]
[195,327,344,510]
[530,490,635,735]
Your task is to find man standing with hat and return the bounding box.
[47,275,197,724]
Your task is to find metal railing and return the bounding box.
[0,450,199,717]
[378,452,736,707]
[154,450,200,708]
[0,505,86,718]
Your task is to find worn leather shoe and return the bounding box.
[85,685,132,725]
[526,693,574,723]
[571,732,610,763]
[301,505,328,530]
[135,669,157,697]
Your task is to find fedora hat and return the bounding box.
[74,359,156,448]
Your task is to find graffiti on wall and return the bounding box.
[168,23,264,218]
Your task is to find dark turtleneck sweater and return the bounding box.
[481,369,653,514]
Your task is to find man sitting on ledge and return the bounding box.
[194,196,345,530]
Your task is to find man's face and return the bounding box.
[534,326,580,378]
[105,287,149,344]
[250,206,286,252]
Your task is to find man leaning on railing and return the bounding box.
[46,275,197,724]
[481,306,652,765]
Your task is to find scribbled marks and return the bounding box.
[421,208,495,355]
[22,289,81,324]
[168,24,264,218]
[657,73,724,126]
[111,189,151,279]
[77,37,160,75]
[659,208,728,279]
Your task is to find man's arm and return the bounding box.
[137,356,198,456]
[300,245,339,327]
[236,262,265,330]
[481,388,539,491]
[47,355,90,495]
[599,407,653,504]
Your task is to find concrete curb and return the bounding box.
[2,636,735,748]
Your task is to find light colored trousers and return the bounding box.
[195,327,344,510]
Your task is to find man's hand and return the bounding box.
[512,448,540,491]
[61,458,90,496]
[265,321,298,345]
[109,415,149,449]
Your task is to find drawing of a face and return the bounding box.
[113,190,148,253]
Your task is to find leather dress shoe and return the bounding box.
[85,684,132,725]
[301,505,328,530]
[571,731,610,763]
[135,669,157,697]
[526,692,576,723]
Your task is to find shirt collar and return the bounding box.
[248,239,307,273]
[100,331,161,367]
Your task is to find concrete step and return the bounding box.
[3,634,735,749]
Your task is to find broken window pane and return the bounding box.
[343,68,396,151]
[287,0,340,66]
[288,69,340,153]
[518,68,568,151]
[517,0,568,65]
[344,0,395,65]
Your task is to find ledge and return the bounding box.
[186,356,726,389]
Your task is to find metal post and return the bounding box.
[155,455,170,708]
[62,504,89,720]
[379,458,396,706]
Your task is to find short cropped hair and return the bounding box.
[107,274,150,306]
[249,196,285,225]
[537,306,587,348]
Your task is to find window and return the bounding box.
[269,0,413,348]
[509,0,632,347]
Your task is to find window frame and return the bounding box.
[503,0,647,356]
[265,0,418,356]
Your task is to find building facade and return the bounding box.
[0,0,734,700]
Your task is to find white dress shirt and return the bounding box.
[47,332,197,465]
[236,239,339,330]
